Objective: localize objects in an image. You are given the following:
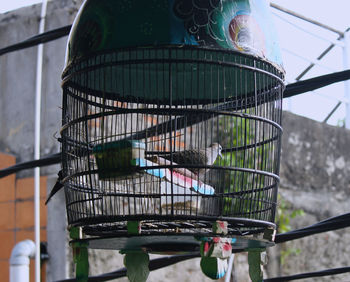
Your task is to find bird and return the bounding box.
[161,143,223,177]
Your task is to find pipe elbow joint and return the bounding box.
[10,240,36,266]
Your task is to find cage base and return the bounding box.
[71,234,274,254]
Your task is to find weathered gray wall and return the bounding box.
[276,111,350,281]
[0,0,83,176]
[234,112,350,282]
[0,1,83,281]
[1,2,350,282]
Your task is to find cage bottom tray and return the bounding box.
[72,234,274,253]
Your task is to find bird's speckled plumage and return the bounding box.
[162,143,222,175]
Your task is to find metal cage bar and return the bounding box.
[61,46,284,237]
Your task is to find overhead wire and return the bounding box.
[0,153,60,178]
[272,12,344,47]
[281,48,336,72]
[1,24,350,100]
[263,266,350,282]
[0,69,350,177]
[274,212,350,244]
[269,2,344,36]
[52,213,350,281]
[0,144,348,282]
[55,254,198,282]
[270,3,348,83]
[0,25,71,57]
[283,69,350,98]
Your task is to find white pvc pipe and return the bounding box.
[10,240,36,282]
[34,1,48,282]
[225,254,235,282]
[343,30,350,129]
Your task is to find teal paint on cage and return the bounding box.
[93,140,145,179]
[63,0,284,104]
[93,140,146,152]
[65,0,283,67]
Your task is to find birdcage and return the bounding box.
[61,0,284,253]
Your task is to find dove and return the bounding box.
[161,143,223,177]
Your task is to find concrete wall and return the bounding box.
[0,1,82,281]
[234,112,350,282]
[276,111,350,281]
[1,1,350,282]
[0,0,83,176]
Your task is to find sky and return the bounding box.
[1,0,350,126]
[271,0,350,126]
[0,0,42,13]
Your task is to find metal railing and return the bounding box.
[270,2,350,128]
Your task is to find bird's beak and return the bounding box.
[218,152,223,159]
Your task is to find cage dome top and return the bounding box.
[65,0,283,70]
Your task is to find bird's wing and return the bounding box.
[165,149,208,166]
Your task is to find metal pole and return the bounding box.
[34,1,48,282]
[270,2,346,82]
[272,11,344,48]
[295,42,339,81]
[270,3,344,36]
[323,101,342,124]
[282,48,336,71]
[225,254,235,282]
[343,30,350,129]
